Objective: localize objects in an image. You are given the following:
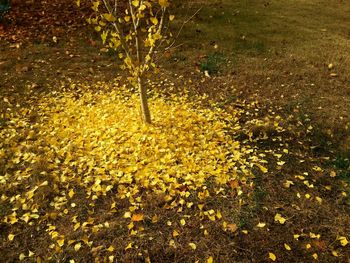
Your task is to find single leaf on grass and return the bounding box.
[274,213,286,224]
[74,242,81,251]
[131,213,144,222]
[189,243,197,250]
[123,212,131,218]
[68,189,75,198]
[283,180,294,188]
[173,230,180,237]
[125,243,133,250]
[107,246,114,252]
[284,243,291,250]
[268,252,276,261]
[19,254,26,261]
[180,219,186,226]
[338,236,348,246]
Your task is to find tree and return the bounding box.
[78,0,173,124]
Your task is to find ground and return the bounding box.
[0,0,349,262]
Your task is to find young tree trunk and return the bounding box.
[138,76,151,124]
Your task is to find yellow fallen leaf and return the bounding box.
[331,250,338,257]
[74,222,80,231]
[338,236,348,246]
[189,242,197,250]
[283,180,294,188]
[68,189,75,198]
[216,210,222,219]
[309,232,320,239]
[57,239,65,247]
[207,256,214,263]
[312,253,318,260]
[132,0,139,7]
[107,245,114,252]
[268,252,276,261]
[19,253,26,261]
[151,215,159,223]
[8,234,15,241]
[315,197,322,204]
[284,243,291,250]
[150,17,158,25]
[123,212,131,218]
[131,213,144,222]
[173,230,180,237]
[274,213,286,224]
[306,243,311,249]
[74,242,81,251]
[257,222,266,228]
[169,239,176,248]
[180,219,186,226]
[127,222,134,230]
[125,242,133,250]
[312,166,323,172]
[255,163,268,173]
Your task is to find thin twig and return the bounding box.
[165,7,202,51]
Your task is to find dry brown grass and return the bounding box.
[1,0,350,262]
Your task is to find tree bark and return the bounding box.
[138,76,151,124]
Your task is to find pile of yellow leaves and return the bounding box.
[2,83,257,201]
[1,82,263,259]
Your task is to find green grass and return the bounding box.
[199,52,225,74]
[168,0,350,70]
[334,155,350,184]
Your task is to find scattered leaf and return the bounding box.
[257,222,266,228]
[74,242,81,251]
[189,242,197,250]
[125,242,133,250]
[338,236,348,247]
[268,252,276,261]
[274,213,286,224]
[131,213,144,222]
[284,243,291,250]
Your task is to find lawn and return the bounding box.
[0,0,349,262]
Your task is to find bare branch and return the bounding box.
[165,7,202,51]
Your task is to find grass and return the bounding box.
[1,0,350,262]
[199,52,225,75]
